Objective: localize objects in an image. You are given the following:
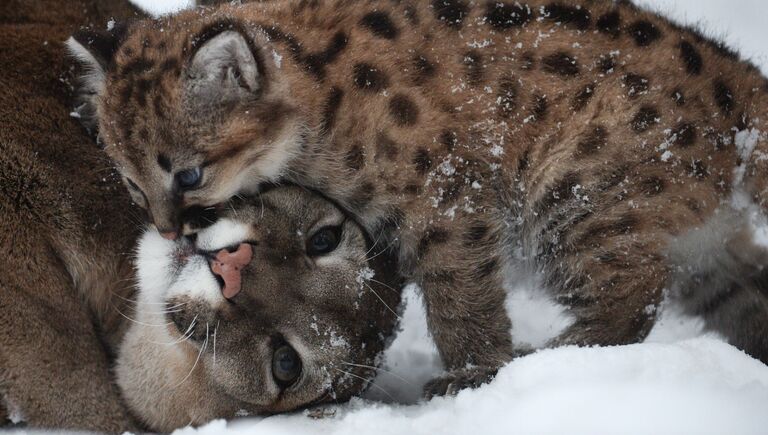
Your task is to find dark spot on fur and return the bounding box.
[360,11,399,39]
[353,63,390,91]
[418,227,451,257]
[671,88,686,106]
[622,73,649,98]
[389,94,419,126]
[541,3,591,30]
[375,133,399,160]
[345,144,365,170]
[627,20,661,47]
[579,214,639,246]
[688,160,709,179]
[713,80,734,115]
[735,112,749,131]
[572,82,596,111]
[639,176,665,196]
[497,77,518,117]
[671,122,696,147]
[349,182,376,209]
[300,31,349,79]
[135,78,151,107]
[535,171,580,212]
[159,58,180,74]
[532,94,548,121]
[440,130,458,153]
[432,0,469,28]
[596,11,621,37]
[485,2,532,29]
[631,106,660,132]
[474,257,499,279]
[157,154,172,172]
[412,54,437,85]
[542,52,580,77]
[413,148,433,174]
[118,82,133,104]
[680,41,703,75]
[598,55,616,73]
[463,222,489,247]
[575,126,608,158]
[120,57,154,76]
[463,51,484,85]
[320,87,344,134]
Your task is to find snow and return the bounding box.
[115,1,768,434]
[178,337,768,435]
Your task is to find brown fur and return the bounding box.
[71,0,768,395]
[0,0,144,430]
[116,187,403,431]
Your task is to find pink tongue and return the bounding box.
[210,243,253,299]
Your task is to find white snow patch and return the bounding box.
[364,285,443,404]
[735,128,760,161]
[174,338,768,435]
[272,50,283,69]
[504,272,575,348]
[2,395,24,425]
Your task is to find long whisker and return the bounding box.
[146,317,197,346]
[332,368,395,402]
[166,323,208,391]
[111,302,175,328]
[364,235,399,263]
[213,320,220,367]
[341,361,416,388]
[366,278,401,295]
[363,282,401,320]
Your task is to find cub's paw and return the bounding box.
[423,367,498,399]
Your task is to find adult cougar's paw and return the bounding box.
[423,367,498,400]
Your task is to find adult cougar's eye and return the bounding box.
[272,344,302,386]
[175,167,202,190]
[307,226,341,256]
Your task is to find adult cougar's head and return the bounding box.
[117,186,402,432]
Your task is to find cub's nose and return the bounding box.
[209,243,253,299]
[160,231,179,240]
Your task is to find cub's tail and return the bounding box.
[667,208,768,364]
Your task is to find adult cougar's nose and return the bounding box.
[209,243,253,299]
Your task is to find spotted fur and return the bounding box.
[69,0,768,400]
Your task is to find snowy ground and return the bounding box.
[89,1,768,434]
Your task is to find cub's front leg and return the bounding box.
[412,215,514,397]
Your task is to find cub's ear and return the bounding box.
[66,23,126,134]
[186,30,260,103]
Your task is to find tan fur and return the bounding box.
[72,0,768,395]
[0,0,145,430]
[116,187,403,431]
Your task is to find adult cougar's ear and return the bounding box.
[66,23,127,135]
[186,29,261,107]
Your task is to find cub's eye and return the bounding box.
[175,167,202,190]
[307,226,341,256]
[272,344,302,386]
